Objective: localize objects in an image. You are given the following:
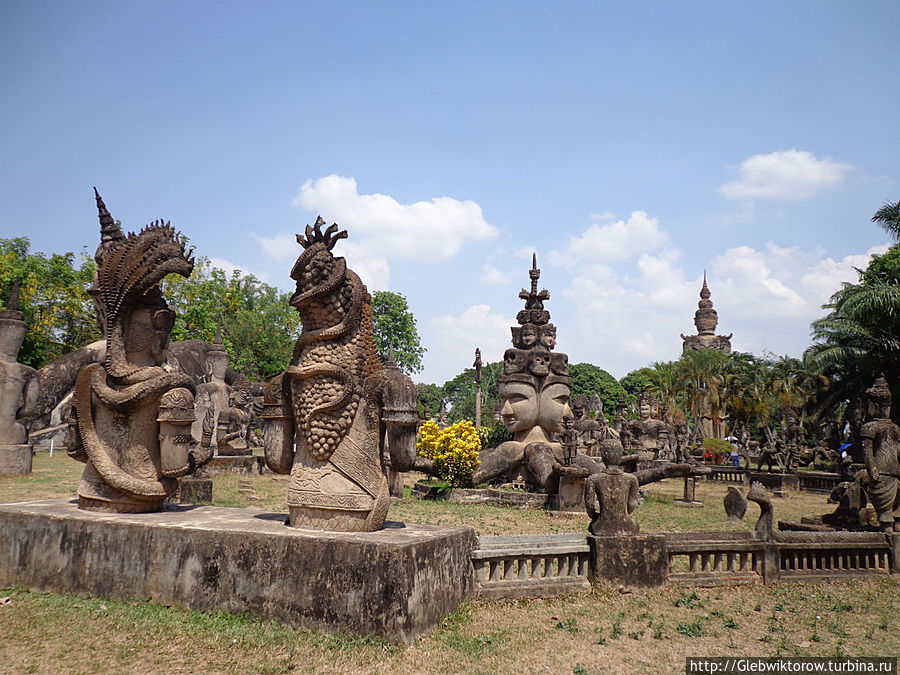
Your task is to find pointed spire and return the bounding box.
[210,323,226,351]
[93,187,125,263]
[0,279,24,321]
[700,270,711,300]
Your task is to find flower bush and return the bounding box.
[416,419,481,487]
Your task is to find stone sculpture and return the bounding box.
[681,272,732,354]
[723,485,747,522]
[757,440,783,473]
[629,390,669,458]
[584,438,640,535]
[860,375,900,532]
[782,409,805,471]
[747,481,774,540]
[473,347,483,428]
[262,218,428,531]
[0,281,40,475]
[571,393,601,456]
[471,255,602,492]
[191,328,245,455]
[68,189,210,512]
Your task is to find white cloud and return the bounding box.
[331,239,391,291]
[420,305,514,385]
[253,233,297,265]
[719,149,853,201]
[292,175,497,261]
[551,211,668,265]
[207,257,271,283]
[480,263,513,284]
[589,211,616,222]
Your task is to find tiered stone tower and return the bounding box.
[681,272,732,354]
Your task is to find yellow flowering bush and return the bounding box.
[416,419,481,487]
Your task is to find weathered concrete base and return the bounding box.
[0,445,32,476]
[195,454,266,478]
[588,534,667,588]
[556,472,588,513]
[0,498,476,643]
[177,477,213,504]
[748,471,798,497]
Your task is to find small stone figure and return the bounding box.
[588,392,603,420]
[860,375,900,532]
[191,327,234,453]
[584,439,640,535]
[747,481,774,541]
[723,486,747,522]
[261,218,429,531]
[783,409,805,472]
[68,189,210,512]
[571,393,601,456]
[473,347,483,428]
[757,440,783,473]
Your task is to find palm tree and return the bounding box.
[872,199,900,241]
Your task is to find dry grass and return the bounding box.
[2,453,898,674]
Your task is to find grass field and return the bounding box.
[2,453,898,674]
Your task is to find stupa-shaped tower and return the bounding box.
[681,272,732,354]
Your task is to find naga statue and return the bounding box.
[68,189,211,512]
[262,218,430,532]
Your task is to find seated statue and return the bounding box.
[68,190,210,512]
[629,390,669,458]
[861,375,900,532]
[584,439,640,535]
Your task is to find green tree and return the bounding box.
[0,237,100,368]
[441,361,503,425]
[569,362,625,420]
[872,198,900,241]
[370,291,425,375]
[162,259,300,381]
[416,382,445,419]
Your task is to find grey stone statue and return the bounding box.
[860,375,900,532]
[723,485,747,522]
[261,218,433,532]
[584,439,640,535]
[67,189,211,512]
[0,281,40,475]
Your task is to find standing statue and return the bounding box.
[0,281,40,474]
[783,409,805,471]
[68,189,210,512]
[571,393,601,456]
[861,375,900,532]
[471,255,602,491]
[473,347,483,428]
[191,328,237,454]
[261,218,429,532]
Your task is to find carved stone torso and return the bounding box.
[585,467,640,535]
[0,360,36,444]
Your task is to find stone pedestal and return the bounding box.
[674,476,703,508]
[748,471,798,497]
[194,454,266,478]
[890,533,900,576]
[0,445,32,476]
[587,534,667,587]
[0,498,476,644]
[556,466,590,512]
[177,477,212,504]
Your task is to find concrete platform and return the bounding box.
[0,498,476,643]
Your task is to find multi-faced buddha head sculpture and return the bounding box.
[498,371,571,441]
[538,324,556,350]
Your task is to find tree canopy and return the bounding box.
[370,291,425,375]
[0,237,99,369]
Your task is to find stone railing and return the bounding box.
[797,471,842,494]
[665,531,766,586]
[471,530,899,597]
[471,534,590,599]
[703,467,747,484]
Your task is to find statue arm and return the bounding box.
[262,374,295,474]
[860,424,878,481]
[627,475,640,515]
[19,369,40,420]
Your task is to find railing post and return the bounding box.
[890,533,900,575]
[761,543,780,585]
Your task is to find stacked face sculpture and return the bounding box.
[262,218,425,531]
[471,256,602,490]
[68,190,209,512]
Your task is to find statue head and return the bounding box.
[865,375,892,419]
[90,189,194,378]
[0,280,26,362]
[599,438,623,467]
[572,393,588,420]
[528,348,550,377]
[498,374,540,433]
[638,390,657,421]
[520,324,538,349]
[539,324,556,350]
[207,328,229,382]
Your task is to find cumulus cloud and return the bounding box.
[207,257,271,283]
[420,305,514,384]
[481,263,513,284]
[719,149,853,201]
[292,175,497,261]
[553,213,882,377]
[331,239,391,291]
[551,211,668,265]
[253,233,297,265]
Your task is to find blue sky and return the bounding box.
[2,1,898,385]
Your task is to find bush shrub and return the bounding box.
[416,420,481,487]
